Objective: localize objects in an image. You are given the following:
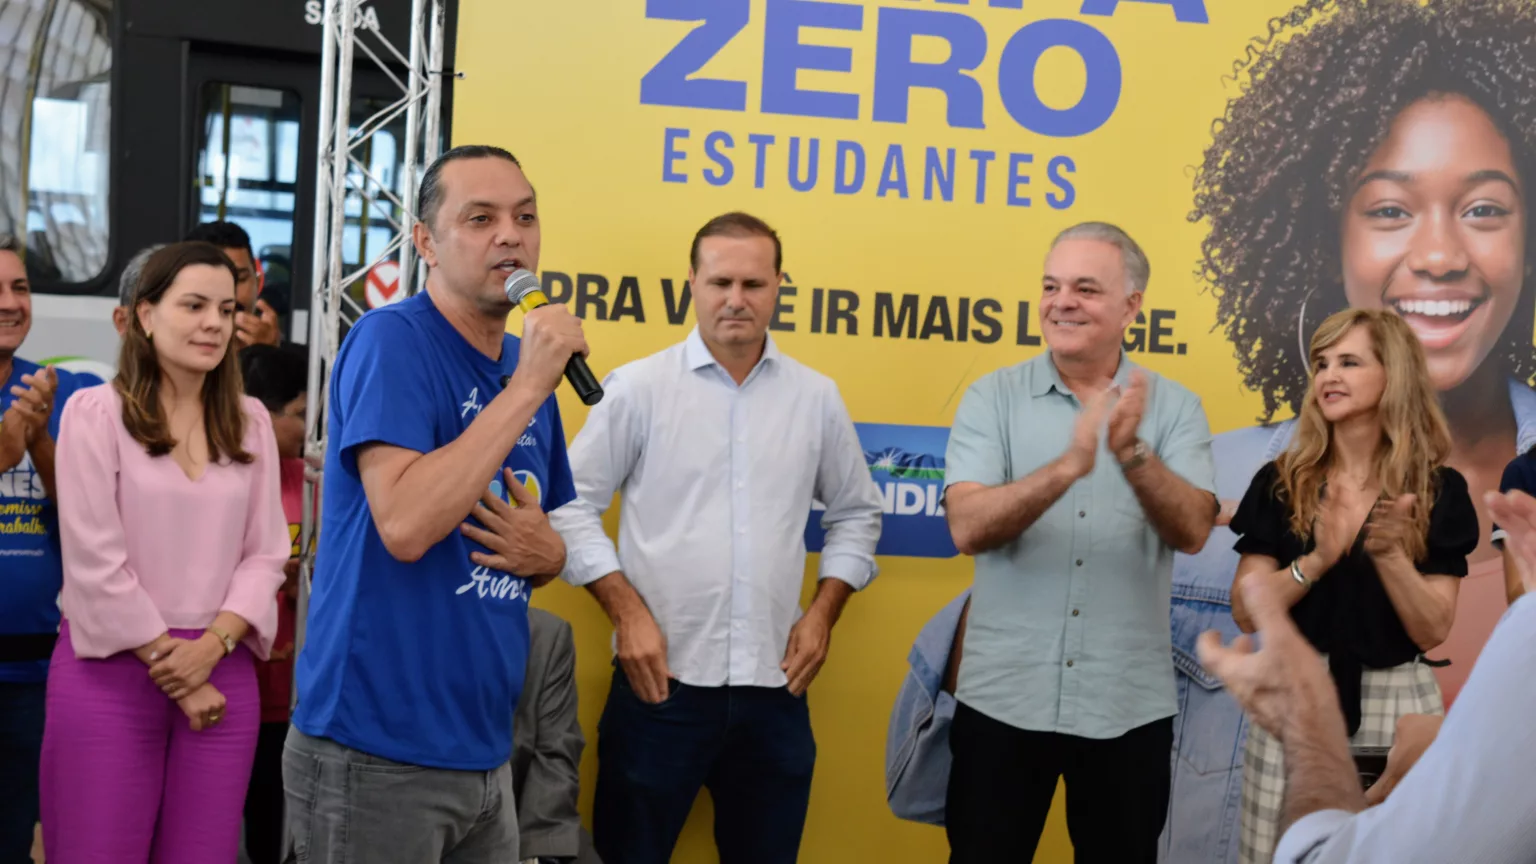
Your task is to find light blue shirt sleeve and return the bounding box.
[1273,596,1536,863]
[549,369,642,588]
[812,382,883,590]
[1155,382,1217,496]
[944,375,1008,489]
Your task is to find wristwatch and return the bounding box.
[208,625,236,656]
[1118,439,1149,471]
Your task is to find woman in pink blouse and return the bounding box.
[39,241,288,863]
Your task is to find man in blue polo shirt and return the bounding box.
[0,234,99,861]
[285,145,588,863]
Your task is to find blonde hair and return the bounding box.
[1275,308,1449,562]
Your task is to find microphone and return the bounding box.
[504,268,603,406]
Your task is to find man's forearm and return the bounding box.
[1280,682,1367,833]
[28,433,56,501]
[1124,454,1215,554]
[370,382,546,557]
[947,458,1080,555]
[807,577,854,627]
[0,419,25,473]
[1504,549,1528,606]
[585,570,651,625]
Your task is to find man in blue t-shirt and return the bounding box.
[0,234,98,860]
[285,145,588,864]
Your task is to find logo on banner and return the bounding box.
[805,422,957,559]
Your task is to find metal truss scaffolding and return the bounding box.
[296,0,448,666]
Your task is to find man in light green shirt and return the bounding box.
[943,222,1218,864]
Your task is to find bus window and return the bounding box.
[0,0,113,286]
[193,83,408,328]
[194,82,302,328]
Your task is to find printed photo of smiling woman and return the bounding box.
[1163,2,1536,863]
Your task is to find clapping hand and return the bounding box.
[1215,499,1239,528]
[1198,565,1335,737]
[1363,495,1416,562]
[1064,386,1117,478]
[1309,496,1358,573]
[1487,490,1536,596]
[9,366,57,441]
[1107,371,1149,457]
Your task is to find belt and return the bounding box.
[0,632,58,663]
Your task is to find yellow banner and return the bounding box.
[455,0,1536,859]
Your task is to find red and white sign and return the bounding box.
[364,260,402,309]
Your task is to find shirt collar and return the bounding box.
[1031,349,1134,398]
[684,327,780,374]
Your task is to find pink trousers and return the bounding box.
[40,622,259,864]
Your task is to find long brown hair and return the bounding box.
[1275,308,1450,561]
[115,242,252,464]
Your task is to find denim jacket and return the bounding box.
[885,577,1245,847]
[885,589,970,825]
[887,381,1536,861]
[1158,421,1281,864]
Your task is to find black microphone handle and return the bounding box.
[565,353,604,406]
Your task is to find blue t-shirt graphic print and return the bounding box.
[0,361,97,683]
[293,290,576,770]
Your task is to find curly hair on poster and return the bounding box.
[1191,0,1536,423]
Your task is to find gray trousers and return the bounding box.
[281,727,518,864]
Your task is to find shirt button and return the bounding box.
[1079,510,1086,518]
[738,528,747,535]
[1076,559,1083,567]
[1066,660,1075,668]
[1072,609,1080,617]
[737,481,745,489]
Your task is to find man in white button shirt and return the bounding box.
[550,211,883,864]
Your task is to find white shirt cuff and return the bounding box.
[1274,810,1353,864]
[561,545,622,588]
[817,552,875,591]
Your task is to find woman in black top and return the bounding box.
[1228,308,1478,863]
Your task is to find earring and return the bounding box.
[1295,287,1316,368]
[145,330,153,341]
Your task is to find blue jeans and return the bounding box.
[592,667,816,864]
[0,680,46,862]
